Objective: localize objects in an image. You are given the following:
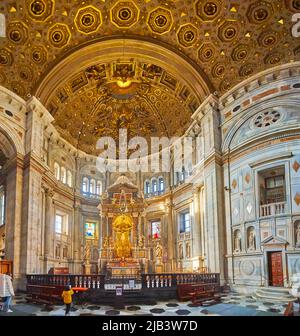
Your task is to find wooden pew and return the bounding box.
[177,283,220,302]
[26,284,65,305]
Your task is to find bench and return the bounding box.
[177,283,220,302]
[26,284,65,305]
[189,289,222,306]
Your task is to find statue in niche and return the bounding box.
[179,245,184,259]
[186,243,191,259]
[155,243,163,259]
[234,231,242,252]
[296,223,300,246]
[138,235,145,248]
[83,242,91,264]
[248,228,256,251]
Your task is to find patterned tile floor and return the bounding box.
[0,293,290,316]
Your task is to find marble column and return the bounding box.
[166,202,175,271]
[44,188,54,259]
[192,188,201,260]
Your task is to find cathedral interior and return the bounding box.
[0,0,300,316]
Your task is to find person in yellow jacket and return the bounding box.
[61,285,74,316]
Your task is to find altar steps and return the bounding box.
[87,288,176,307]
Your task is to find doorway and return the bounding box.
[267,251,284,287]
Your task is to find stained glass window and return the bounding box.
[151,221,161,239]
[85,222,96,239]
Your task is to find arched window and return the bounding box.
[54,162,60,180]
[159,177,164,192]
[82,177,88,193]
[0,14,6,38]
[67,170,72,187]
[61,167,66,184]
[96,181,102,195]
[144,181,150,195]
[152,179,157,193]
[90,179,96,194]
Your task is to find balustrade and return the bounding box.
[260,202,286,217]
[27,272,219,291]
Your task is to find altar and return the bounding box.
[97,175,148,284]
[107,259,141,277]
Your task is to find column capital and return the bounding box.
[44,187,54,198]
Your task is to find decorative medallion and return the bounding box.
[285,0,300,12]
[198,43,216,62]
[247,1,274,24]
[19,65,33,82]
[254,110,281,128]
[219,79,232,93]
[240,261,255,276]
[48,23,71,48]
[177,24,198,48]
[218,20,239,42]
[258,30,280,48]
[293,160,300,173]
[31,45,47,64]
[147,7,173,35]
[10,82,26,97]
[7,21,29,45]
[246,203,253,214]
[264,52,283,65]
[0,48,13,66]
[239,63,255,77]
[232,179,237,189]
[75,6,102,34]
[26,0,54,22]
[232,44,249,62]
[295,193,300,206]
[111,1,140,28]
[195,0,222,22]
[292,0,300,10]
[212,63,225,78]
[245,173,251,184]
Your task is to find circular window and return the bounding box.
[254,110,281,128]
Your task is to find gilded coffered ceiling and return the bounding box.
[0,0,299,154]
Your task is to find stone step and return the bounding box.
[258,287,292,295]
[256,289,292,298]
[253,288,296,303]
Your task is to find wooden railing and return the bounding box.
[260,202,286,217]
[27,272,220,291]
[141,273,220,289]
[26,274,105,289]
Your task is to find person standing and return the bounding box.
[61,285,74,316]
[0,273,15,313]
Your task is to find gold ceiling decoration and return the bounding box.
[0,0,299,153]
[49,59,198,155]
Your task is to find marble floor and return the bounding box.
[0,292,291,316]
